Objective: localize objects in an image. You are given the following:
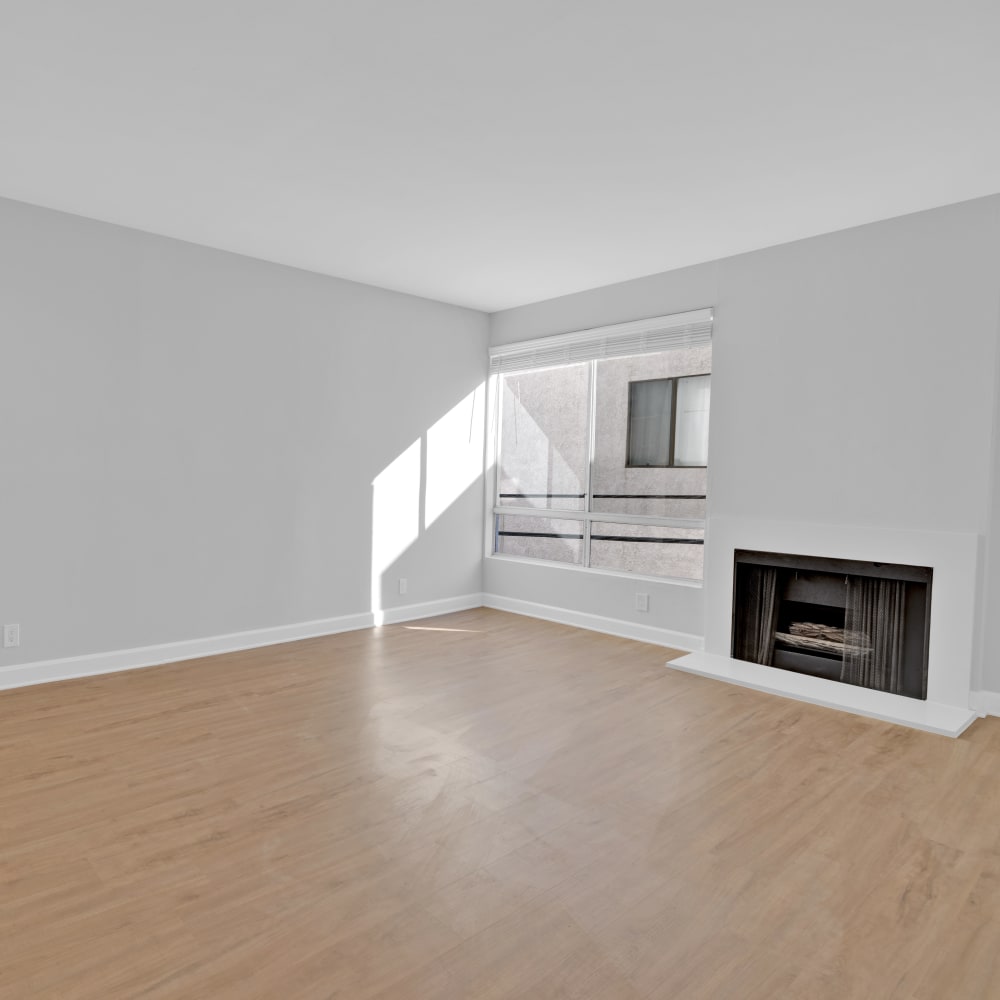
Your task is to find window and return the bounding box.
[627,374,711,468]
[489,310,712,581]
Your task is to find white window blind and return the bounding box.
[488,308,713,375]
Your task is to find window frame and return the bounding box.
[625,373,711,470]
[487,355,710,584]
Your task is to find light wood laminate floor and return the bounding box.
[2,608,1000,998]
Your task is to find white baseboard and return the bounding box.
[374,593,485,626]
[969,690,1000,718]
[482,593,704,652]
[0,591,700,693]
[0,594,487,693]
[0,611,376,692]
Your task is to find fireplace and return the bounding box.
[732,550,932,700]
[670,516,977,736]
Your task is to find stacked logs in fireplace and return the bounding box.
[775,621,871,657]
[732,550,932,700]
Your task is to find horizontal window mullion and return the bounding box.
[588,512,705,529]
[493,505,704,530]
[494,505,588,521]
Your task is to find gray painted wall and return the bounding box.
[5,191,1000,695]
[979,206,1000,696]
[488,196,1000,684]
[0,197,488,666]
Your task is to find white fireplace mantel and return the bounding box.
[670,516,980,737]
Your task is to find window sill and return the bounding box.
[485,552,704,589]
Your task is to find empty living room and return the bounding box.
[3,2,1000,997]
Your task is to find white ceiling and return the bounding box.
[1,1,998,312]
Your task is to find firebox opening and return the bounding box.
[732,550,932,700]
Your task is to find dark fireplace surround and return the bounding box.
[732,550,933,700]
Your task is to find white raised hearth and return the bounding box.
[670,516,980,737]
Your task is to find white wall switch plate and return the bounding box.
[3,624,20,648]
[635,593,649,613]
[398,578,408,595]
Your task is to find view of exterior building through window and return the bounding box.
[627,374,710,469]
[493,344,711,580]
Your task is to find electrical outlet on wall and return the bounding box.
[635,593,649,613]
[398,578,408,596]
[3,624,20,648]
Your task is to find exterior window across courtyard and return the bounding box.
[488,309,712,581]
[627,374,710,469]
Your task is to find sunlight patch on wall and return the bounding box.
[371,437,421,621]
[425,385,485,530]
